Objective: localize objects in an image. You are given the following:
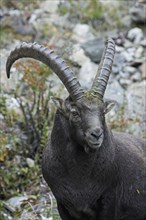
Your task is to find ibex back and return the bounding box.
[6,39,146,220]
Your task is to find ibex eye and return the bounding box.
[71,109,78,116]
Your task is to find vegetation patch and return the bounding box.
[0,28,14,48]
[0,59,60,218]
[0,0,40,10]
[58,0,103,22]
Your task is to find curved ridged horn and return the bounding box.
[6,42,84,102]
[91,38,115,99]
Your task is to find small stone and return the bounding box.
[130,58,144,67]
[115,46,125,52]
[113,53,125,69]
[2,95,22,115]
[121,51,133,62]
[134,46,144,58]
[127,27,144,44]
[69,44,90,66]
[124,66,137,74]
[127,47,136,53]
[112,66,119,75]
[21,211,39,220]
[121,15,132,28]
[9,9,21,16]
[81,38,105,63]
[7,196,28,209]
[0,113,4,120]
[1,12,36,37]
[124,40,133,48]
[29,13,37,24]
[140,61,146,79]
[131,72,141,82]
[119,78,131,87]
[6,97,19,109]
[26,158,35,168]
[41,215,52,220]
[78,61,98,88]
[72,24,94,43]
[129,3,146,24]
[40,0,59,13]
[140,38,146,46]
[119,71,130,79]
[126,80,146,121]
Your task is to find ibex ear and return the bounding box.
[51,97,65,114]
[104,99,116,114]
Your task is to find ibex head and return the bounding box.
[6,39,116,152]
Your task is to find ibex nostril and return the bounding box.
[91,132,97,138]
[90,129,102,139]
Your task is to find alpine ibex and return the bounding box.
[6,39,146,220]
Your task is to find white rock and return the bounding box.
[41,215,52,220]
[115,45,124,52]
[126,80,146,120]
[72,24,94,43]
[0,113,4,120]
[28,9,44,24]
[6,96,19,108]
[0,95,21,114]
[127,28,144,44]
[40,0,59,13]
[112,66,119,75]
[140,38,146,47]
[119,71,130,79]
[119,78,131,87]
[29,14,37,24]
[26,158,35,168]
[78,61,98,88]
[69,44,90,66]
[131,72,141,82]
[134,46,144,58]
[121,51,133,62]
[7,196,28,209]
[124,66,137,74]
[9,9,21,16]
[20,211,39,220]
[130,3,146,24]
[140,61,146,79]
[125,80,146,135]
[105,81,125,104]
[124,40,133,48]
[127,47,136,53]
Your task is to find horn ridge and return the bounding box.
[91,38,115,99]
[6,42,84,101]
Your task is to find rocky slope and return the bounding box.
[0,1,145,219]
